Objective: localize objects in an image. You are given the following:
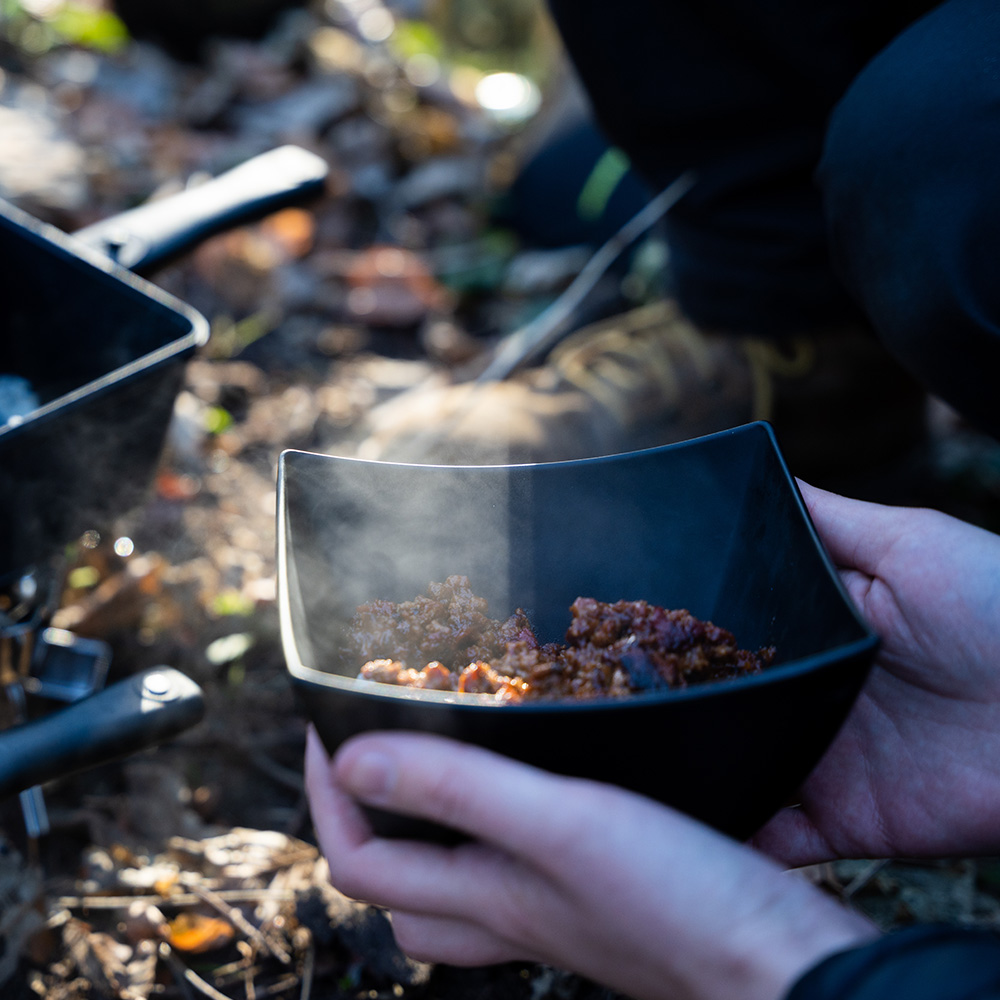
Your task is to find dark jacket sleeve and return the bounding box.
[786,926,1000,1000]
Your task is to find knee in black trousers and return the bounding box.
[820,0,1000,435]
[544,0,935,335]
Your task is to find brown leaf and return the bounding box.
[51,555,165,638]
[260,208,317,259]
[165,913,236,954]
[156,469,202,502]
[63,919,136,997]
[343,245,453,326]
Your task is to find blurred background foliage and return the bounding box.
[0,0,559,84]
[0,0,129,55]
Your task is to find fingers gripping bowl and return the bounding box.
[277,423,879,841]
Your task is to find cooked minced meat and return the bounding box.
[347,575,774,702]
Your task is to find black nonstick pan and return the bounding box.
[0,146,328,798]
[0,144,328,586]
[278,422,879,842]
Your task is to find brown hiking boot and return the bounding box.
[357,299,928,489]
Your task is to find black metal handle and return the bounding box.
[0,667,205,799]
[71,145,329,275]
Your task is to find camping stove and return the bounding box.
[1,569,112,837]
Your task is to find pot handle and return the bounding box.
[0,667,205,799]
[71,145,329,275]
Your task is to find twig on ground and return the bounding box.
[56,889,296,910]
[161,943,226,1000]
[298,929,315,1000]
[254,974,300,997]
[477,170,697,381]
[181,878,292,965]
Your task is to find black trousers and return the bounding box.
[545,0,1000,437]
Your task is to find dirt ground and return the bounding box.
[3,1,1000,997]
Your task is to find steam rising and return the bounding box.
[283,453,525,676]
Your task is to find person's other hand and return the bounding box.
[754,482,1000,866]
[306,729,875,1000]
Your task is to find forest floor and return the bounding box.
[3,2,1000,997]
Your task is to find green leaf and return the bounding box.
[204,406,234,435]
[389,19,444,60]
[51,3,129,52]
[210,590,256,618]
[67,565,101,590]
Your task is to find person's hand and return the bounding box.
[306,728,876,1000]
[754,482,1000,867]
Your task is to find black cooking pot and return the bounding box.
[277,423,879,842]
[0,146,328,796]
[0,145,328,587]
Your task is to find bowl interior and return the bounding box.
[279,423,872,688]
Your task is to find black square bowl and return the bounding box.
[277,422,878,841]
[0,199,208,584]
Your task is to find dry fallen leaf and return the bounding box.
[342,245,454,326]
[260,207,318,259]
[165,913,236,954]
[63,919,150,998]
